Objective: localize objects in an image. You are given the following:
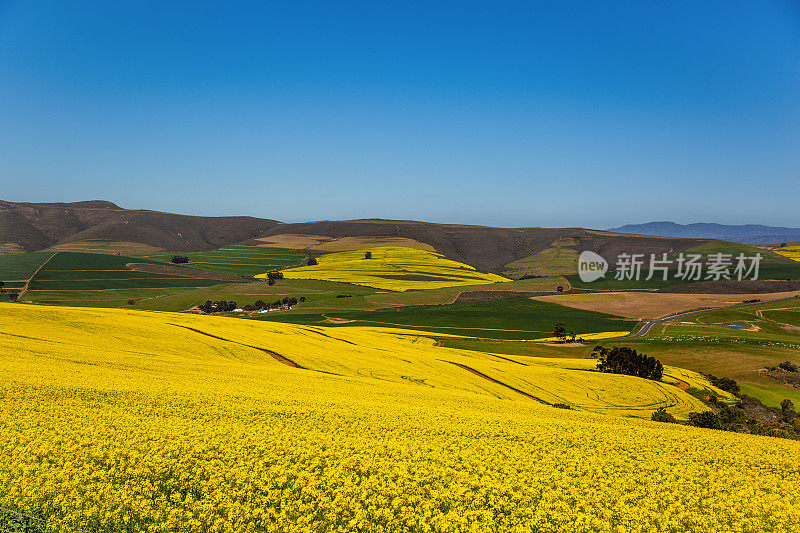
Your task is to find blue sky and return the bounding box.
[1,1,799,228]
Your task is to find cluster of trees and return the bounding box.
[592,345,663,381]
[551,323,579,343]
[199,300,238,313]
[264,271,284,286]
[198,296,307,314]
[307,257,318,266]
[777,361,799,373]
[242,297,305,311]
[171,256,190,264]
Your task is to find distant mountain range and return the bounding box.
[609,222,800,245]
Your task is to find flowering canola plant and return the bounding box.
[773,246,800,262]
[257,246,510,291]
[0,303,798,532]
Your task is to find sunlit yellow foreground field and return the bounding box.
[259,246,509,291]
[0,304,798,532]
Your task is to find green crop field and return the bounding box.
[254,297,634,340]
[0,252,53,281]
[23,252,231,306]
[140,245,305,276]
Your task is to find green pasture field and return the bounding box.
[139,245,305,276]
[0,252,53,281]
[253,298,634,341]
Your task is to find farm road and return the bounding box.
[630,294,800,338]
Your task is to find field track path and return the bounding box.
[630,294,800,338]
[443,360,549,404]
[18,251,58,301]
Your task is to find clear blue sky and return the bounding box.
[1,1,799,228]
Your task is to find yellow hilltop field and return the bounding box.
[774,246,800,262]
[257,246,510,291]
[0,303,798,532]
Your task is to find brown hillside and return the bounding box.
[0,200,281,252]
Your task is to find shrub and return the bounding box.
[127,299,136,306]
[171,256,190,264]
[688,411,723,430]
[779,361,799,373]
[651,407,677,423]
[708,375,740,394]
[307,257,318,266]
[552,403,571,410]
[364,251,372,259]
[781,399,796,421]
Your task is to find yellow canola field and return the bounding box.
[774,246,800,262]
[532,330,630,342]
[1,304,799,532]
[258,246,509,291]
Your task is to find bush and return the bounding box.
[8,292,19,302]
[307,257,318,266]
[552,403,571,410]
[171,256,190,264]
[781,399,796,421]
[779,361,799,373]
[688,411,722,430]
[364,251,372,259]
[127,299,136,306]
[708,375,740,394]
[651,407,677,423]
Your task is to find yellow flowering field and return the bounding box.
[773,246,800,262]
[532,330,631,342]
[1,304,799,532]
[257,246,509,291]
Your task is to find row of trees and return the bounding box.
[198,296,306,313]
[198,300,238,313]
[245,297,304,311]
[592,345,664,380]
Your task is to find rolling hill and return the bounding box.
[0,200,282,252]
